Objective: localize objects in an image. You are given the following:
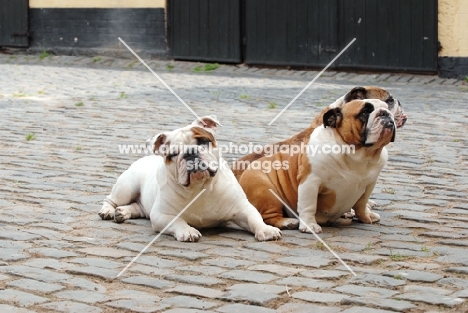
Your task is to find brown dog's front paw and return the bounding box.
[369,211,380,223]
[299,222,322,234]
[357,211,380,224]
[275,218,299,230]
[342,209,355,219]
[367,200,377,209]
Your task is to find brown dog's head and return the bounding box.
[338,86,407,128]
[324,99,396,149]
[147,115,220,187]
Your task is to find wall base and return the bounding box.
[438,57,468,79]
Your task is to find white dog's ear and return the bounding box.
[191,115,221,134]
[149,133,167,155]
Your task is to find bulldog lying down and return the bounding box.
[99,116,282,242]
[239,99,397,233]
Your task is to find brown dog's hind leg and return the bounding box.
[353,182,381,224]
[240,171,299,230]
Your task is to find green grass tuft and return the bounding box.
[39,51,50,60]
[26,133,36,141]
[268,101,278,109]
[193,63,219,72]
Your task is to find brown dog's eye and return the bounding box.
[360,103,374,116]
[357,102,374,123]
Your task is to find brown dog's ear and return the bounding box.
[323,107,342,128]
[344,87,367,103]
[152,133,167,155]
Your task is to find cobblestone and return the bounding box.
[161,295,219,309]
[39,301,103,313]
[122,275,175,289]
[341,296,416,311]
[54,290,110,303]
[383,270,444,283]
[217,303,276,313]
[0,289,49,306]
[292,291,349,304]
[166,284,225,299]
[6,278,64,293]
[1,52,468,312]
[220,283,287,305]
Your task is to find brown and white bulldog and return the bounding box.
[232,86,406,180]
[239,99,396,233]
[98,115,282,242]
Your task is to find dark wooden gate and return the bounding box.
[245,0,438,72]
[168,0,242,63]
[168,0,438,72]
[245,0,340,67]
[0,0,29,47]
[336,0,438,72]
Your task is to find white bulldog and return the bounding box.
[99,116,282,242]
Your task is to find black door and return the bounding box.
[337,0,438,72]
[0,0,29,47]
[245,0,340,67]
[244,0,438,72]
[168,0,438,72]
[168,0,242,63]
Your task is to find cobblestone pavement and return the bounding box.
[1,53,468,312]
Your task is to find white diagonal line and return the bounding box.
[118,37,206,126]
[116,189,207,278]
[268,38,356,125]
[268,189,357,276]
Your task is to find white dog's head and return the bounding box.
[147,115,221,187]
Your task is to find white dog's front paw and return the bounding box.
[175,227,202,242]
[299,221,322,234]
[99,203,115,220]
[255,225,282,241]
[114,207,131,224]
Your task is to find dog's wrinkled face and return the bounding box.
[147,115,220,187]
[324,99,396,148]
[341,86,407,128]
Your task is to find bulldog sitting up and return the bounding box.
[99,116,282,242]
[232,86,406,180]
[239,99,396,233]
